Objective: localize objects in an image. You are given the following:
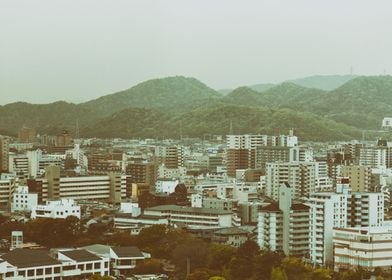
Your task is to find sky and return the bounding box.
[1,0,392,105]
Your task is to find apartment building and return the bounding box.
[143,204,233,229]
[258,183,309,257]
[11,186,37,212]
[341,165,372,192]
[33,166,127,203]
[256,146,299,169]
[334,225,392,271]
[266,161,317,201]
[308,178,384,265]
[0,136,9,173]
[0,175,17,210]
[155,146,184,169]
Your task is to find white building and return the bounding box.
[334,225,392,271]
[31,199,81,219]
[119,202,141,216]
[258,183,309,257]
[11,186,38,212]
[155,179,179,194]
[191,193,203,208]
[359,146,387,169]
[144,204,233,229]
[382,117,392,129]
[308,178,385,265]
[266,161,317,201]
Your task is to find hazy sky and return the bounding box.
[1,0,391,104]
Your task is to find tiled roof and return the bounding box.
[1,249,61,268]
[60,249,101,262]
[111,246,144,258]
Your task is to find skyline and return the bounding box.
[1,0,392,104]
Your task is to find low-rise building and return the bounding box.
[31,199,81,219]
[11,186,38,213]
[333,225,392,271]
[144,204,233,229]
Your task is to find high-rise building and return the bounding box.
[126,162,157,187]
[55,130,73,147]
[308,178,384,265]
[0,136,10,173]
[266,161,317,201]
[18,127,36,143]
[341,165,372,192]
[226,132,298,178]
[155,146,184,169]
[334,225,392,271]
[258,183,309,257]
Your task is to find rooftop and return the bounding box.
[1,249,61,268]
[146,205,232,215]
[60,249,101,262]
[111,246,144,258]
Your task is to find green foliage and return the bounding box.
[2,75,392,141]
[171,238,209,274]
[207,244,236,271]
[25,216,82,247]
[133,259,162,274]
[270,267,288,280]
[236,240,259,259]
[228,257,254,280]
[253,251,285,280]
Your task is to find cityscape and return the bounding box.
[2,1,392,280]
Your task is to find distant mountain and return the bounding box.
[290,75,357,91]
[81,76,221,116]
[249,83,275,92]
[223,87,262,106]
[0,101,98,135]
[82,104,362,141]
[1,75,391,141]
[295,76,392,129]
[218,83,275,96]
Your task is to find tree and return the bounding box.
[280,257,311,280]
[171,238,209,275]
[253,251,285,280]
[228,257,254,280]
[270,267,288,280]
[311,268,332,280]
[133,259,162,274]
[137,224,168,248]
[236,240,259,260]
[186,268,215,280]
[207,244,236,271]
